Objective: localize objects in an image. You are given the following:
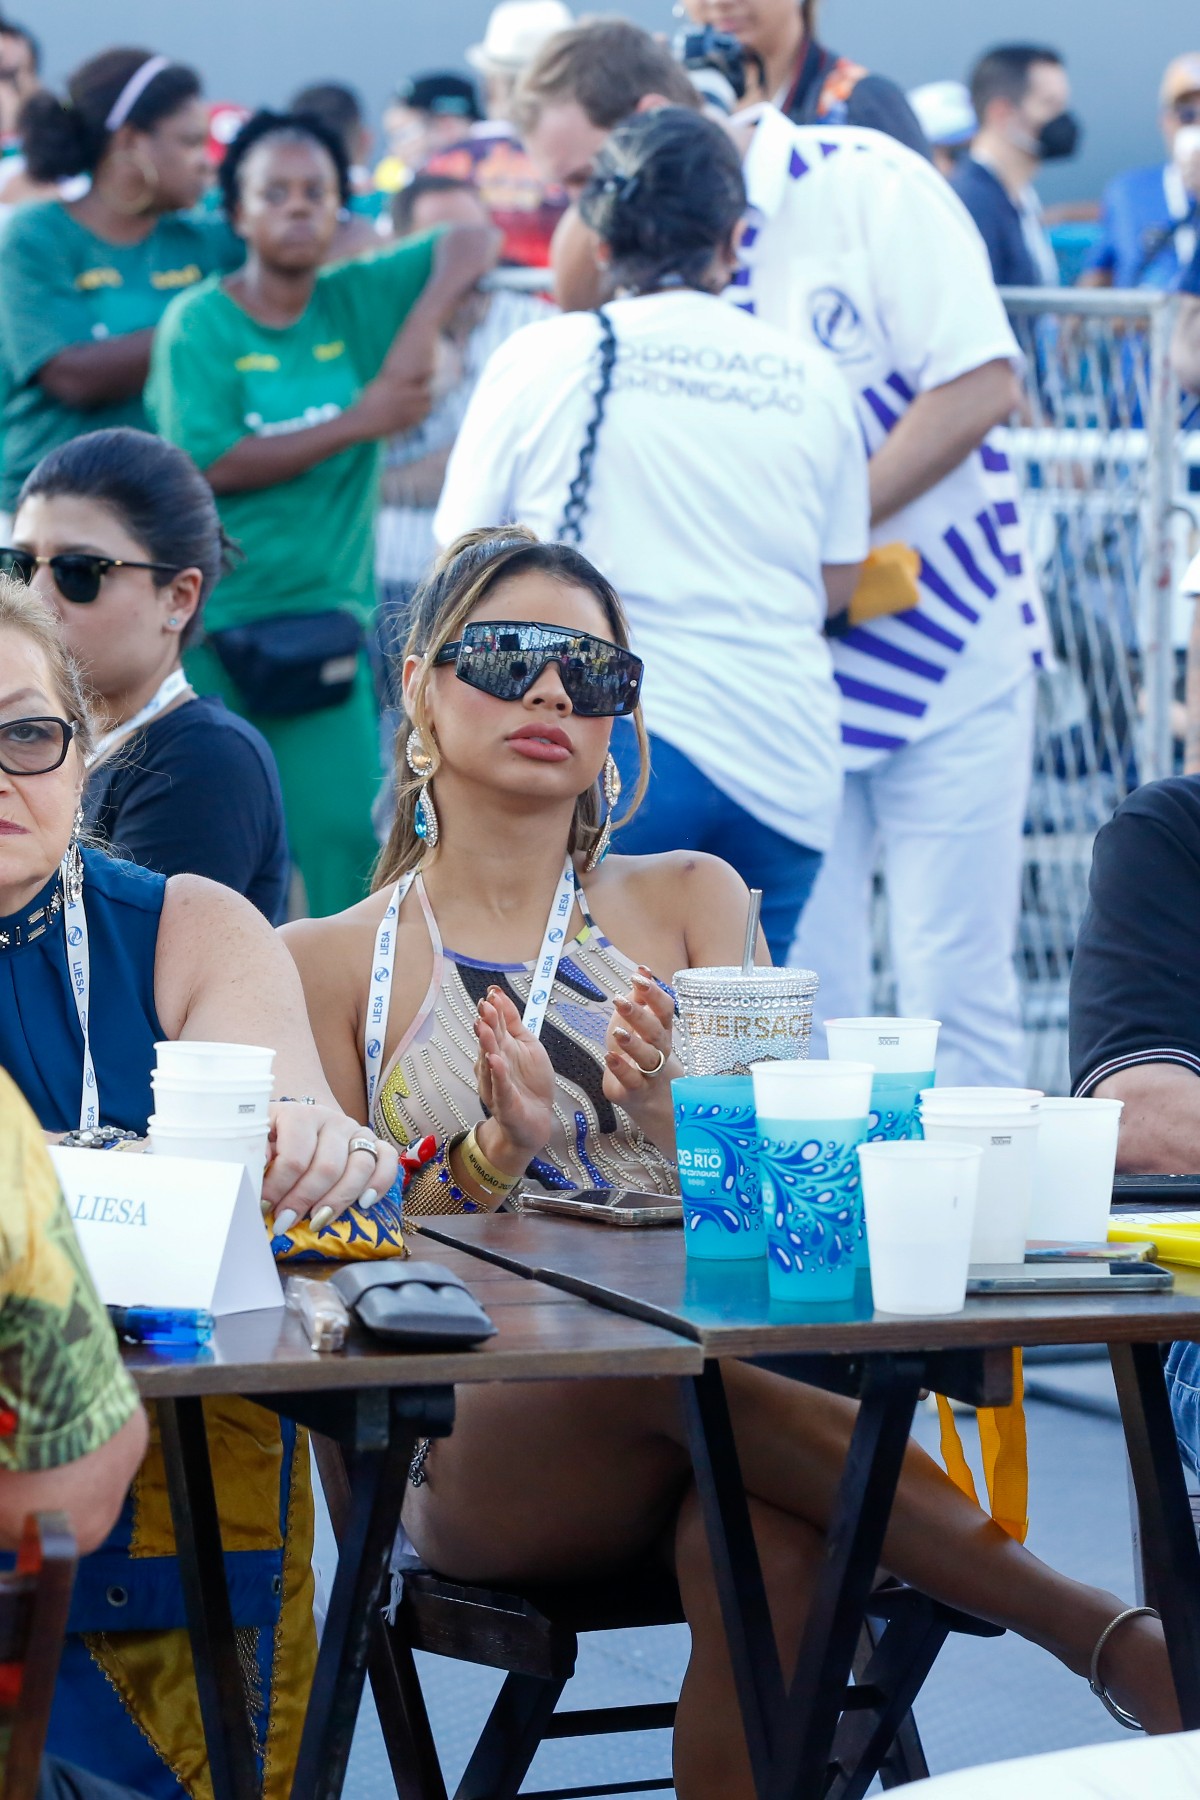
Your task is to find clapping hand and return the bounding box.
[473,986,556,1167]
[603,968,682,1145]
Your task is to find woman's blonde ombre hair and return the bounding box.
[0,572,95,760]
[374,528,650,889]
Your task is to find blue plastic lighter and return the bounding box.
[108,1306,215,1346]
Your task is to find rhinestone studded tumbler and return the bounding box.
[673,966,819,1078]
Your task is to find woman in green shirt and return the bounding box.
[148,111,497,916]
[0,46,239,515]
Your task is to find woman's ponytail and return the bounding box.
[20,90,98,182]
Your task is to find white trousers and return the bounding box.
[790,677,1036,1089]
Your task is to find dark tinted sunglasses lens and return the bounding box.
[0,718,67,773]
[0,549,35,584]
[52,555,105,604]
[559,646,640,716]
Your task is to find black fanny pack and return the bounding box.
[207,609,364,717]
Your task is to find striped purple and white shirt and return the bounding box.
[733,106,1048,771]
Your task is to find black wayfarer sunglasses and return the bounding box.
[0,548,180,606]
[0,715,76,776]
[433,621,644,718]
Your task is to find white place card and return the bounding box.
[50,1148,283,1316]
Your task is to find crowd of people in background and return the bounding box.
[6,6,1200,1797]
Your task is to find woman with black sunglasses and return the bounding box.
[9,427,290,921]
[285,529,1177,1799]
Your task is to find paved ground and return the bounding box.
[322,1354,1151,1797]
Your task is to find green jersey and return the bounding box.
[0,200,241,507]
[146,231,439,631]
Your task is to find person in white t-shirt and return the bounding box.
[436,106,868,960]
[512,19,1043,1085]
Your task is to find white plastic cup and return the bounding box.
[150,1076,275,1125]
[750,1059,875,1119]
[920,1109,1041,1263]
[920,1087,1042,1113]
[1029,1097,1124,1243]
[148,1115,271,1203]
[824,1018,941,1074]
[858,1141,983,1315]
[154,1041,276,1081]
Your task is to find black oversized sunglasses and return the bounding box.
[433,621,644,718]
[0,715,76,776]
[0,548,180,606]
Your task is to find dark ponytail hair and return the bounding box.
[17,428,235,647]
[21,46,201,182]
[578,106,746,295]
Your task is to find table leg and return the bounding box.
[158,1396,260,1800]
[681,1363,783,1799]
[767,1354,924,1800]
[1110,1341,1200,1726]
[289,1397,421,1800]
[682,1355,923,1800]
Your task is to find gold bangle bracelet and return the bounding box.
[460,1126,522,1196]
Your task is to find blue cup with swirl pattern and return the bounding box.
[672,1076,764,1259]
[752,1060,874,1301]
[825,1020,940,1144]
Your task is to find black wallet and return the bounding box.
[329,1262,497,1347]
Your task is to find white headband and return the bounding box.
[105,54,170,133]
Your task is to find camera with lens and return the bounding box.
[674,24,756,116]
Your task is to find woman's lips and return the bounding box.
[0,819,27,835]
[506,736,572,762]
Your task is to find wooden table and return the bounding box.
[418,1213,1200,1800]
[122,1236,700,1800]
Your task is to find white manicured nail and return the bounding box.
[360,1188,379,1210]
[271,1208,298,1236]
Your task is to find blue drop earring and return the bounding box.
[406,729,439,850]
[585,754,621,872]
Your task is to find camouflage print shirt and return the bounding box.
[0,1069,139,1470]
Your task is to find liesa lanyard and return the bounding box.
[87,667,192,768]
[61,852,97,1130]
[364,857,577,1115]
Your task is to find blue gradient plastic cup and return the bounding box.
[672,1075,764,1259]
[751,1060,873,1301]
[824,1019,940,1143]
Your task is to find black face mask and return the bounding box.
[1036,110,1081,161]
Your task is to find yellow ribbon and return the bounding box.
[935,1349,1029,1543]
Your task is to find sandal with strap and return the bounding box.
[1089,1605,1161,1730]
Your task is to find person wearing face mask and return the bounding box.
[951,43,1080,288]
[1082,55,1200,291]
[0,49,242,527]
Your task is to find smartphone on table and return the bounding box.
[520,1188,684,1227]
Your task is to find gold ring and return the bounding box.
[642,1046,667,1077]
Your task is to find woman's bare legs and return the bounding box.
[403,1361,1180,1772]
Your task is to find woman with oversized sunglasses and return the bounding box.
[9,427,290,922]
[285,529,1176,1798]
[0,579,401,1792]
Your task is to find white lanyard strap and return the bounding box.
[87,668,192,768]
[363,858,577,1114]
[61,853,97,1130]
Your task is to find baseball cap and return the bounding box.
[393,71,482,121]
[1162,55,1200,106]
[466,1,574,74]
[907,79,976,148]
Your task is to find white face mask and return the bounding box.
[1176,124,1200,170]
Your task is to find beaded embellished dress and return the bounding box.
[370,873,679,1195]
